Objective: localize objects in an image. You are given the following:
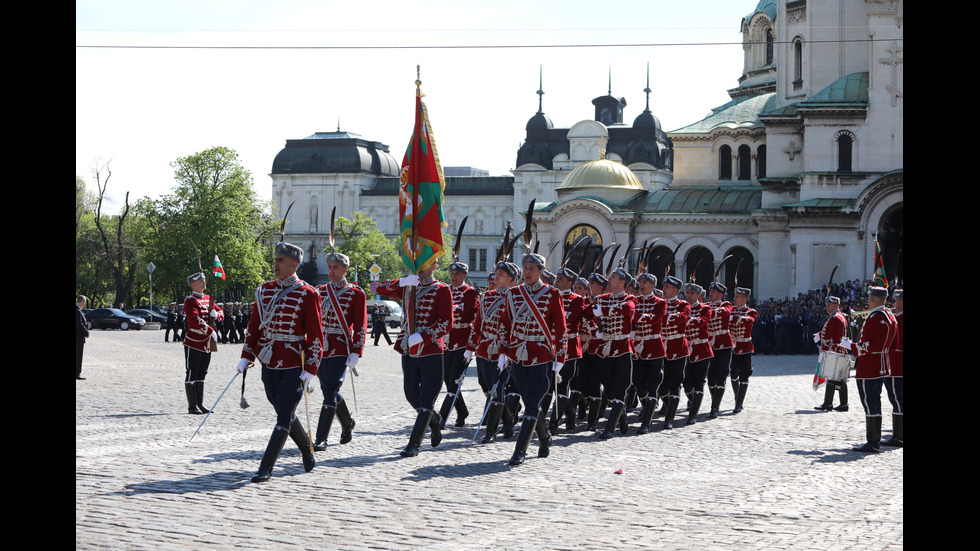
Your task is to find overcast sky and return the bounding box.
[76,0,755,212]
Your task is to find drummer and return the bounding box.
[814,296,851,411]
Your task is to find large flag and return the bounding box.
[213,255,226,280]
[398,90,447,274]
[872,238,887,287]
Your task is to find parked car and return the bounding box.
[126,309,167,325]
[87,308,147,331]
[366,299,402,328]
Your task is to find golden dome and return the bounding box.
[557,158,644,190]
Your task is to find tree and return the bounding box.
[331,212,402,296]
[138,147,276,303]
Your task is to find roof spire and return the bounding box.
[536,64,545,114]
[643,62,652,113]
[337,117,341,132]
[608,64,612,95]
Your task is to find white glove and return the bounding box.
[236,358,250,373]
[552,361,563,373]
[497,354,508,372]
[399,274,420,287]
[629,331,636,340]
[347,353,359,369]
[839,337,853,349]
[812,332,820,344]
[299,370,316,387]
[408,332,423,347]
[596,331,605,340]
[210,309,219,318]
[463,349,473,362]
[593,305,603,317]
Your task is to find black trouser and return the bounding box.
[884,376,903,415]
[317,355,348,409]
[661,357,687,399]
[597,354,632,403]
[374,321,392,345]
[683,358,710,396]
[555,358,578,398]
[76,341,85,378]
[509,362,551,419]
[857,378,884,417]
[184,347,211,385]
[402,354,443,410]
[442,348,468,401]
[730,353,753,383]
[707,348,733,390]
[633,357,664,400]
[579,353,603,401]
[261,365,305,430]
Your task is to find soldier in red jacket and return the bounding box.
[551,266,586,434]
[682,283,714,425]
[882,289,903,447]
[183,272,224,415]
[236,242,324,482]
[660,275,690,429]
[729,287,757,413]
[497,253,566,465]
[814,296,851,411]
[313,252,366,452]
[438,261,479,429]
[706,282,734,419]
[631,273,667,433]
[841,286,898,453]
[375,263,453,458]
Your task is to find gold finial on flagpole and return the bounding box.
[416,65,421,97]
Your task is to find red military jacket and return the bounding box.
[318,279,367,358]
[468,288,508,361]
[851,306,898,379]
[685,301,714,363]
[889,310,903,377]
[819,311,849,354]
[730,306,758,355]
[632,293,667,360]
[708,300,734,350]
[499,281,567,366]
[561,289,586,360]
[242,275,324,374]
[375,276,452,357]
[183,292,224,353]
[447,283,479,351]
[663,297,691,360]
[583,291,636,358]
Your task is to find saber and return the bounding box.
[190,368,242,442]
[302,352,314,455]
[447,357,471,423]
[472,374,503,444]
[347,363,359,414]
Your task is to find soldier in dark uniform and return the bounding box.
[174,304,185,342]
[76,295,90,380]
[236,241,323,482]
[165,302,177,342]
[373,304,393,346]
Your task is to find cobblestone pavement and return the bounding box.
[77,329,902,550]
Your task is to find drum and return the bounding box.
[819,351,853,381]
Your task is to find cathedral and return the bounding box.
[270,0,903,299]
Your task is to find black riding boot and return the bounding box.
[454,394,469,427]
[400,409,432,457]
[687,392,704,425]
[881,414,903,447]
[289,419,316,472]
[482,402,504,444]
[501,403,515,439]
[833,384,849,412]
[663,395,680,430]
[535,411,552,458]
[508,416,537,466]
[708,386,724,419]
[733,382,748,413]
[252,426,289,482]
[429,411,443,447]
[565,392,581,431]
[336,399,355,444]
[656,395,668,418]
[195,381,209,414]
[587,397,601,431]
[854,416,882,453]
[600,401,625,440]
[185,383,200,414]
[437,395,454,430]
[313,406,336,451]
[551,395,569,435]
[637,397,657,434]
[815,383,836,410]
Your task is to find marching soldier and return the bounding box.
[882,288,903,447]
[313,252,366,452]
[729,287,758,413]
[841,286,898,453]
[631,273,667,433]
[706,282,734,418]
[551,265,586,434]
[580,273,608,431]
[182,272,224,415]
[235,241,324,482]
[814,296,851,411]
[375,263,453,457]
[497,253,567,465]
[659,276,690,429]
[439,261,479,428]
[682,283,714,425]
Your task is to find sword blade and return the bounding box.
[190,370,241,441]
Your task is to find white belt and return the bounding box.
[689,338,708,345]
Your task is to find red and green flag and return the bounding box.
[872,239,887,287]
[398,91,447,274]
[213,255,226,280]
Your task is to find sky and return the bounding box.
[76,0,757,212]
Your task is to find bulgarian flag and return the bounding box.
[872,238,887,287]
[213,255,226,280]
[398,83,447,274]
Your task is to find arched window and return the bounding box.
[837,133,853,172]
[723,247,755,294]
[792,37,803,89]
[738,145,752,180]
[766,29,774,66]
[757,145,767,179]
[685,247,715,290]
[719,145,732,180]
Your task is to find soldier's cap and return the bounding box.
[556,267,579,281]
[541,270,556,284]
[684,283,705,296]
[825,296,841,304]
[663,275,683,289]
[611,267,630,281]
[735,286,752,297]
[449,261,469,273]
[325,252,350,267]
[495,261,521,281]
[893,288,903,299]
[869,286,888,299]
[637,273,657,286]
[575,277,589,288]
[487,273,495,281]
[588,272,608,287]
[709,282,727,294]
[653,288,664,298]
[187,272,206,285]
[521,253,546,268]
[275,241,304,263]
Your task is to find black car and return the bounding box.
[87,308,146,331]
[126,309,167,325]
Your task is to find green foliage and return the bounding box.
[331,211,402,297]
[137,147,276,303]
